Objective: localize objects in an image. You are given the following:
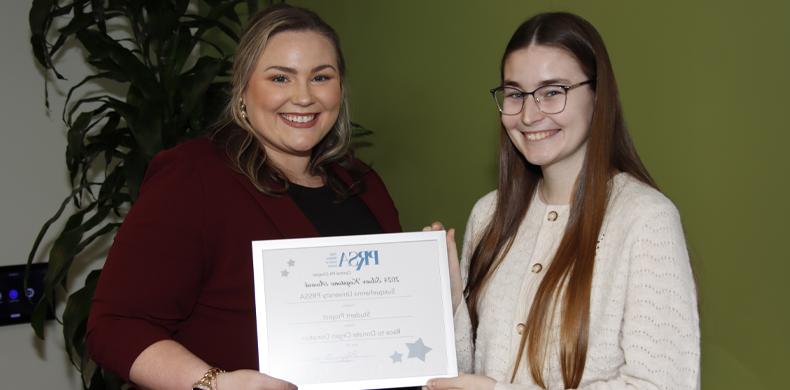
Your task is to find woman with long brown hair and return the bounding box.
[426,12,699,390]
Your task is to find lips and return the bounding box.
[279,113,319,128]
[523,129,560,141]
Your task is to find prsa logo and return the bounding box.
[338,250,380,271]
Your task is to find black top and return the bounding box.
[288,184,418,390]
[288,183,383,236]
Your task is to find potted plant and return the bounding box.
[26,1,278,388]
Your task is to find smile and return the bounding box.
[279,113,319,128]
[524,129,559,141]
[280,113,317,123]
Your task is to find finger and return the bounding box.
[446,229,457,256]
[423,222,444,232]
[260,374,297,390]
[445,229,461,273]
[427,376,463,389]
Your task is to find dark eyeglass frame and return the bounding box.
[489,80,593,115]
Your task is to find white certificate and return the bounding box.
[251,231,457,390]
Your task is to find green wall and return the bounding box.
[292,0,789,388]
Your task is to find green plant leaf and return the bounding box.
[24,188,82,339]
[184,15,241,43]
[85,112,123,153]
[246,0,259,15]
[124,149,148,201]
[80,206,112,236]
[97,162,125,201]
[350,122,375,151]
[87,368,104,390]
[202,81,231,123]
[77,29,162,101]
[157,26,193,95]
[76,222,120,253]
[192,0,245,42]
[87,368,123,390]
[66,112,93,181]
[179,57,223,120]
[62,269,101,368]
[45,205,96,293]
[25,186,83,301]
[29,0,54,36]
[29,0,56,70]
[63,72,128,122]
[174,0,190,15]
[90,0,107,33]
[128,99,164,158]
[351,122,374,137]
[49,11,96,57]
[30,296,53,339]
[145,0,179,41]
[66,96,127,127]
[98,97,135,124]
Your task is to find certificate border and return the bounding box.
[251,231,457,390]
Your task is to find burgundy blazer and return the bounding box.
[86,137,401,381]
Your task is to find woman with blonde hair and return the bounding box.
[88,4,401,389]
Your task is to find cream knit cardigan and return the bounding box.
[454,173,700,390]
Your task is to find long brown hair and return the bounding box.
[465,12,656,388]
[212,4,362,198]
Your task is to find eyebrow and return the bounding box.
[539,78,572,86]
[502,78,573,89]
[263,64,338,73]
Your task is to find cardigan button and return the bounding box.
[516,322,526,335]
[547,210,558,221]
[531,263,543,273]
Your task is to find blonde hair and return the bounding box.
[214,4,356,196]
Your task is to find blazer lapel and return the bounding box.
[229,172,320,239]
[227,160,398,237]
[332,164,401,233]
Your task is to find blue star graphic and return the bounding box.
[390,351,402,363]
[406,338,432,361]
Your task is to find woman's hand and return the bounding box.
[423,221,463,312]
[129,338,295,390]
[424,373,496,390]
[217,369,297,390]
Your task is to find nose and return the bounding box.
[520,95,545,125]
[291,80,315,106]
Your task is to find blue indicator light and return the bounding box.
[8,289,19,300]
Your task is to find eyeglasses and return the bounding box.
[489,80,592,115]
